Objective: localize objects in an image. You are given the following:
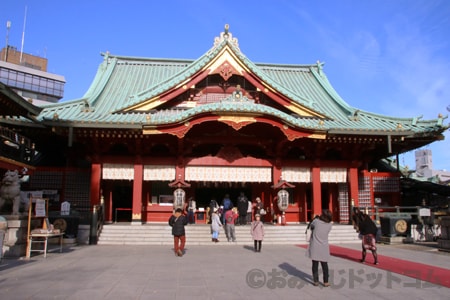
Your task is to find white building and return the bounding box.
[413,149,450,184]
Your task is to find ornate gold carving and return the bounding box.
[218,116,256,130]
[308,133,327,139]
[142,129,162,135]
[220,63,234,81]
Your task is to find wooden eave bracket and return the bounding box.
[271,179,295,190]
[168,179,191,188]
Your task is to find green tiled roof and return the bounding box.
[5,28,447,137]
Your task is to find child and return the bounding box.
[250,214,265,252]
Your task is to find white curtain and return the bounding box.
[282,167,311,182]
[102,164,134,180]
[185,166,272,182]
[320,168,347,183]
[144,165,176,181]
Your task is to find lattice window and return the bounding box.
[63,170,91,212]
[28,169,91,213]
[29,171,63,189]
[358,176,371,208]
[338,183,349,223]
[373,176,400,193]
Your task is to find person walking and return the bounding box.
[186,197,196,224]
[208,198,218,224]
[352,208,379,265]
[221,194,233,224]
[250,214,264,252]
[247,198,252,224]
[306,209,332,287]
[211,207,222,243]
[225,207,239,242]
[254,197,264,217]
[237,192,248,225]
[168,208,188,257]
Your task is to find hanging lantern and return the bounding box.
[173,188,186,210]
[277,189,289,212]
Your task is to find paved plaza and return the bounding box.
[0,241,449,299]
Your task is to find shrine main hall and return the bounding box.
[0,25,446,224]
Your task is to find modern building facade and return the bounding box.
[0,26,447,224]
[413,149,450,184]
[0,46,65,105]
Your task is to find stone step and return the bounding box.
[97,224,360,245]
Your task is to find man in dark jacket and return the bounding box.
[168,208,188,257]
[237,192,249,225]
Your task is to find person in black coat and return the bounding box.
[353,208,378,265]
[237,192,249,225]
[208,198,218,224]
[168,208,188,257]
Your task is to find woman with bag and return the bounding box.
[250,214,265,252]
[306,209,332,287]
[305,215,319,241]
[210,207,222,243]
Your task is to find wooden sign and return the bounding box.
[35,198,47,217]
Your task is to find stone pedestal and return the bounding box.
[77,224,90,245]
[379,236,413,244]
[1,215,29,258]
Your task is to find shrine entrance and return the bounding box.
[194,186,252,210]
[112,182,132,222]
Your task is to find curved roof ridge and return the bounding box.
[255,62,317,69]
[231,48,319,110]
[310,66,354,115]
[101,52,195,64]
[148,101,322,130]
[83,54,118,106]
[357,109,446,127]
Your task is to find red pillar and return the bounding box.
[272,163,282,223]
[103,181,113,223]
[132,163,143,224]
[311,166,322,217]
[90,163,101,207]
[348,167,359,207]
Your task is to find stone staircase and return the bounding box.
[97,223,360,246]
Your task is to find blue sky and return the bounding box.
[2,0,449,171]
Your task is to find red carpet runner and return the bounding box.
[297,244,450,288]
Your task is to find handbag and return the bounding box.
[305,228,312,242]
[259,208,267,215]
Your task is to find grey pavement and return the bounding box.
[0,241,449,300]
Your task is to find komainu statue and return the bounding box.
[0,170,22,214]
